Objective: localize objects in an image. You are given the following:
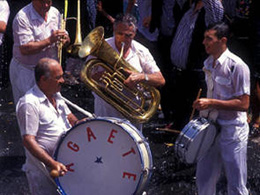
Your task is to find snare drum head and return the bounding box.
[175,118,217,164]
[185,122,217,163]
[54,117,152,195]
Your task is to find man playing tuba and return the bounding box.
[91,13,165,130]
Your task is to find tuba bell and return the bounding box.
[79,26,161,123]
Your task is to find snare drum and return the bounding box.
[175,117,218,164]
[54,117,153,195]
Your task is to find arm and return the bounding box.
[0,21,7,33]
[125,0,136,14]
[97,1,115,23]
[67,113,79,126]
[124,70,165,88]
[0,1,10,33]
[193,94,250,111]
[19,30,70,55]
[23,135,67,175]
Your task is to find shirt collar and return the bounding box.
[204,48,230,70]
[217,48,230,65]
[33,84,61,103]
[30,3,49,23]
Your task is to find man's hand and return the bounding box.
[49,30,70,46]
[50,161,68,178]
[193,98,211,110]
[124,70,144,88]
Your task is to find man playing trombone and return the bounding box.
[10,0,70,105]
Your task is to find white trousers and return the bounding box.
[9,58,35,105]
[23,152,60,195]
[196,123,249,195]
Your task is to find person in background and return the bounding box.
[150,0,223,129]
[248,73,260,137]
[0,0,10,88]
[193,22,250,195]
[92,13,165,130]
[9,0,70,105]
[16,58,83,195]
[0,0,10,46]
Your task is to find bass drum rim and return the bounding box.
[54,117,153,195]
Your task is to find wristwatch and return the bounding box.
[144,74,149,81]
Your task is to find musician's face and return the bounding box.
[45,63,64,94]
[32,0,52,18]
[203,29,226,58]
[114,23,136,54]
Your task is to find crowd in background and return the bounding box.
[0,0,260,194]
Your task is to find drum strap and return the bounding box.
[200,68,218,122]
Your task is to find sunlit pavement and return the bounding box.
[0,84,260,195]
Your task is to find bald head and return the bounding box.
[35,58,64,96]
[35,58,59,83]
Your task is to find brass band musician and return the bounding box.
[9,0,70,105]
[91,13,165,130]
[16,58,84,195]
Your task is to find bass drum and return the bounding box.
[175,117,218,164]
[54,117,153,195]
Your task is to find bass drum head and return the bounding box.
[54,117,153,195]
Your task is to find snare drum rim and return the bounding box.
[174,117,218,164]
[53,117,153,195]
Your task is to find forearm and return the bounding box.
[143,72,165,87]
[125,0,136,14]
[100,10,115,23]
[0,21,7,33]
[208,96,249,111]
[67,113,79,126]
[23,135,56,168]
[19,38,52,55]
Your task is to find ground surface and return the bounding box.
[0,84,260,195]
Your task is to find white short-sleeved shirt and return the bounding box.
[0,0,10,45]
[16,84,72,156]
[12,3,60,67]
[94,37,160,120]
[203,49,250,125]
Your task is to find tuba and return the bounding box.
[79,26,160,123]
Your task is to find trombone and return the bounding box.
[58,0,83,64]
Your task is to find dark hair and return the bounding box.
[34,58,51,82]
[206,22,230,40]
[114,13,137,32]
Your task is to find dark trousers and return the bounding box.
[160,68,206,130]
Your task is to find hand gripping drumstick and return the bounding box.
[189,88,202,121]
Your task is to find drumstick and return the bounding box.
[156,127,181,134]
[50,169,60,178]
[189,88,202,121]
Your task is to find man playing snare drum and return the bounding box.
[16,58,82,195]
[193,22,250,195]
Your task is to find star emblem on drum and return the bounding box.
[95,156,103,164]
